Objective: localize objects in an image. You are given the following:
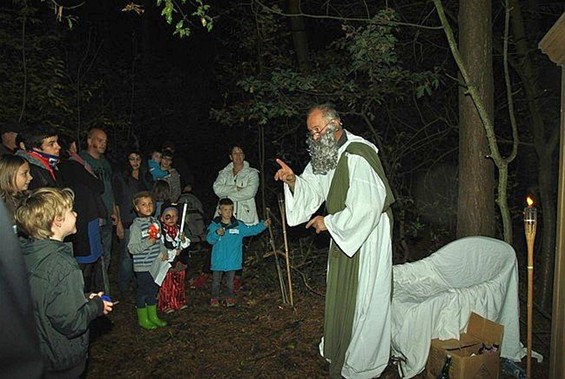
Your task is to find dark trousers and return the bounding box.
[118,228,134,292]
[211,270,235,299]
[79,260,104,293]
[135,271,159,308]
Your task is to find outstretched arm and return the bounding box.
[274,159,296,192]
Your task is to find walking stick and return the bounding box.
[266,207,289,304]
[277,195,294,307]
[524,199,538,379]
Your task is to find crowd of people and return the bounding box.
[0,103,394,379]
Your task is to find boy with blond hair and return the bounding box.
[15,187,114,378]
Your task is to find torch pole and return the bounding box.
[526,232,534,379]
[524,204,537,379]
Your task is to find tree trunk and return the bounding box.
[287,0,310,72]
[456,0,496,238]
[141,0,156,74]
[509,0,559,312]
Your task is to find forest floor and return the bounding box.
[85,238,550,379]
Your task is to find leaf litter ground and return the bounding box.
[85,240,549,378]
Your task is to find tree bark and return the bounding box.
[509,0,559,312]
[287,0,311,72]
[456,0,496,238]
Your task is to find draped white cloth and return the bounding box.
[391,236,522,378]
[283,131,392,379]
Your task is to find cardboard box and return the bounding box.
[426,312,504,379]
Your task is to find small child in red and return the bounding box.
[158,203,190,313]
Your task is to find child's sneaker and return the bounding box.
[225,297,237,307]
[210,298,220,307]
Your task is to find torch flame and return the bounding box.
[526,196,534,207]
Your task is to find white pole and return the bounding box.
[179,203,188,234]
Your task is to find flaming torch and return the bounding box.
[524,196,537,379]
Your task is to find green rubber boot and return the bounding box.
[147,304,167,327]
[136,307,157,330]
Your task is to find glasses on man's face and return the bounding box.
[307,121,334,139]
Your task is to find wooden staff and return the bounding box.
[278,196,294,306]
[524,201,537,379]
[266,207,288,303]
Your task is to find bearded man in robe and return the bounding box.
[275,103,395,379]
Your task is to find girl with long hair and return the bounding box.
[0,154,32,223]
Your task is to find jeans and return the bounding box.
[211,270,235,299]
[118,228,133,293]
[135,271,159,308]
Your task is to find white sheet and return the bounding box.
[391,236,522,378]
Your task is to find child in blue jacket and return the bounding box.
[206,197,270,307]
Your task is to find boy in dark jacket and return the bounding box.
[15,187,114,378]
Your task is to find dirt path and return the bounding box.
[86,262,331,378]
[85,246,548,378]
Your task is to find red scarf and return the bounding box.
[28,150,56,181]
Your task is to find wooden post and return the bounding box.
[539,14,565,378]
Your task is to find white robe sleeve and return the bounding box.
[283,164,326,226]
[324,153,387,257]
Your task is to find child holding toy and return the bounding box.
[128,191,168,330]
[158,202,190,313]
[206,198,270,307]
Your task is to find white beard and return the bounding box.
[306,125,339,175]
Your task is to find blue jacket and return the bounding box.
[206,217,266,271]
[148,159,168,181]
